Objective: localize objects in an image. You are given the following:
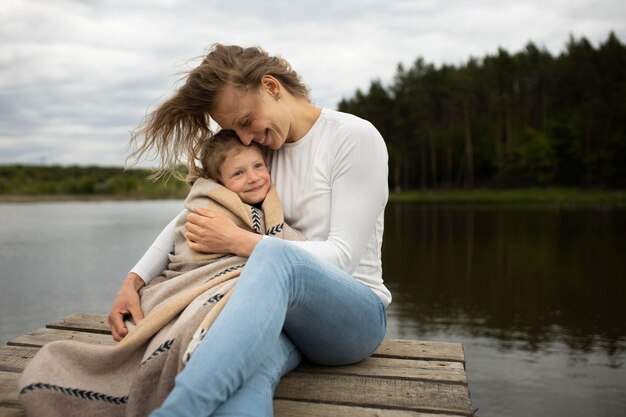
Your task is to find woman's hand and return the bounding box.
[107,273,145,341]
[186,207,262,257]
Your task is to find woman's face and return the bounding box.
[210,82,291,150]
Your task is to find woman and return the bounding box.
[109,44,391,417]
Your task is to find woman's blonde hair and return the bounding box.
[127,44,309,179]
[186,129,265,186]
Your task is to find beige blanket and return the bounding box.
[18,178,303,417]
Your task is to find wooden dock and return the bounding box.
[0,313,474,416]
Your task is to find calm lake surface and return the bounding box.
[1,200,624,417]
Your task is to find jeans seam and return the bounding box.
[363,298,387,359]
[268,339,297,385]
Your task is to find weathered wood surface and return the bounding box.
[0,313,475,417]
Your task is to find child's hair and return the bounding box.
[186,129,265,186]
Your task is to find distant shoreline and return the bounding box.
[388,187,626,206]
[0,194,184,203]
[2,188,625,206]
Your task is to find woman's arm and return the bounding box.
[108,272,146,341]
[286,121,388,273]
[108,211,180,340]
[130,212,179,283]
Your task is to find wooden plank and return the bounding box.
[0,372,20,410]
[0,347,39,373]
[275,372,473,416]
[0,406,25,417]
[0,341,467,383]
[274,399,461,417]
[43,314,467,364]
[0,376,471,417]
[374,339,465,364]
[6,328,115,348]
[46,312,111,334]
[298,356,467,384]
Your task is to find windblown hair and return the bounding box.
[127,43,309,179]
[186,129,265,187]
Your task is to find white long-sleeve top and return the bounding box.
[131,108,392,306]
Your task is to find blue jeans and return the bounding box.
[151,238,387,417]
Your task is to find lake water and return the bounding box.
[0,200,624,417]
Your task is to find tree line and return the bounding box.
[0,165,187,198]
[338,32,626,189]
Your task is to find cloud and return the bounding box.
[0,0,624,166]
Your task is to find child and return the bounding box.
[19,129,304,417]
[188,128,272,206]
[133,126,304,332]
[124,128,284,308]
[171,128,284,263]
[125,127,299,309]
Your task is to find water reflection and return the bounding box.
[383,202,626,363]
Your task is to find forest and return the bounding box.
[2,33,624,198]
[338,32,626,189]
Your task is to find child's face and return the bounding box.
[219,147,271,205]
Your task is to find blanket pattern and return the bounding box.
[18,178,303,417]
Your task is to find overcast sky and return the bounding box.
[1,0,624,167]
